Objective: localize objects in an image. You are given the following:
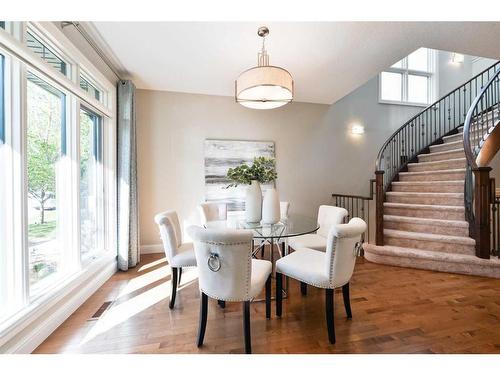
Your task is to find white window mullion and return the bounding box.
[13,59,29,307]
[403,72,408,102]
[57,94,80,275]
[103,116,116,256]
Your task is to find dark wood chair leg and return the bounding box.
[243,301,251,354]
[300,282,308,296]
[178,267,182,285]
[197,292,208,347]
[325,289,336,344]
[276,272,283,317]
[169,267,178,309]
[217,300,226,308]
[342,283,352,319]
[265,275,271,319]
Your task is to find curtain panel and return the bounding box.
[117,80,139,270]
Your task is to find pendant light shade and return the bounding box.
[235,26,294,109]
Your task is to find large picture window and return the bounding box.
[379,48,436,106]
[80,107,104,261]
[0,22,116,342]
[26,73,66,294]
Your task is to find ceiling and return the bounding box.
[89,22,500,105]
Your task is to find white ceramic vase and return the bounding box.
[262,187,280,225]
[245,180,262,223]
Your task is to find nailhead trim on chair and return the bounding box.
[200,289,256,302]
[328,237,338,286]
[199,240,253,301]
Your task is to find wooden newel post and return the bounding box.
[473,166,492,259]
[375,170,385,246]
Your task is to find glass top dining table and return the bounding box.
[205,213,320,240]
[205,212,319,300]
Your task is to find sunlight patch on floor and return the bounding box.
[81,267,199,345]
[137,256,167,272]
[118,265,170,299]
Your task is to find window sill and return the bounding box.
[378,99,429,108]
[0,252,116,352]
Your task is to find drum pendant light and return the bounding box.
[235,26,294,109]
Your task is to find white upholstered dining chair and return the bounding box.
[197,202,228,225]
[188,226,272,354]
[275,217,366,344]
[287,205,348,252]
[154,210,197,309]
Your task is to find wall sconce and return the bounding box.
[351,124,365,135]
[451,53,464,64]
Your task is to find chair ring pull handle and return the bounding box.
[208,253,221,272]
[354,241,363,257]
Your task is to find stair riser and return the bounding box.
[384,221,469,237]
[398,171,465,182]
[384,236,475,255]
[418,150,464,162]
[386,195,463,206]
[384,206,465,221]
[430,143,463,153]
[391,184,463,193]
[444,133,482,144]
[408,160,465,172]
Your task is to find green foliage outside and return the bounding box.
[26,78,61,225]
[28,220,56,239]
[226,156,277,188]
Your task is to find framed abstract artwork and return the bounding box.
[204,139,275,211]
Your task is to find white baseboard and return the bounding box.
[0,256,117,353]
[140,244,163,254]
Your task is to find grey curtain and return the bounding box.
[117,80,139,270]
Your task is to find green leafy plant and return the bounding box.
[225,156,277,188]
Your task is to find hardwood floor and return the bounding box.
[34,253,500,354]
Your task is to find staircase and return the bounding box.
[364,126,500,278]
[360,61,500,278]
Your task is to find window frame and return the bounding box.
[25,69,71,299]
[79,70,105,103]
[25,24,74,80]
[379,48,437,107]
[79,105,106,265]
[0,22,117,343]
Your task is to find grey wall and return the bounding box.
[437,52,497,97]
[438,51,473,97]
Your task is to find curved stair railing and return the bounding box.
[463,67,500,258]
[373,61,500,246]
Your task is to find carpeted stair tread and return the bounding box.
[383,214,469,236]
[407,158,466,172]
[386,192,463,198]
[363,243,500,278]
[417,148,464,162]
[383,202,465,212]
[385,191,463,206]
[399,168,465,176]
[383,215,468,228]
[384,229,475,245]
[392,180,463,186]
[429,140,463,153]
